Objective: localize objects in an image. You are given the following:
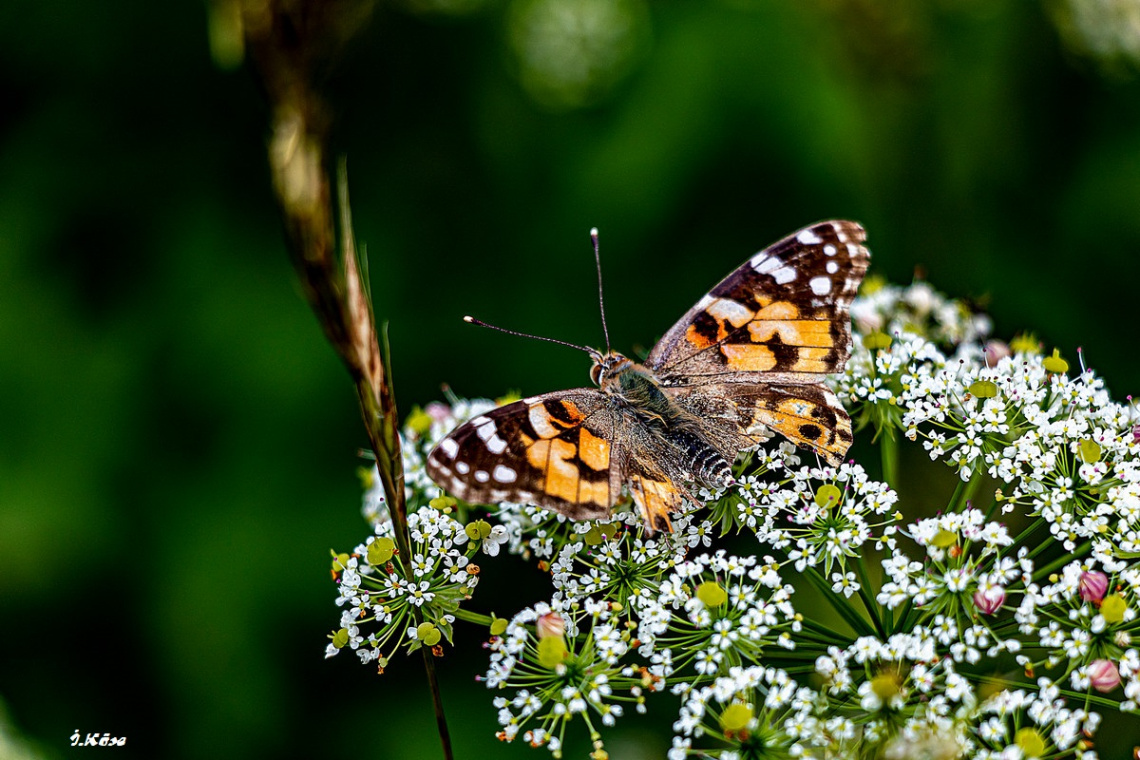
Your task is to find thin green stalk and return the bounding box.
[851,554,886,638]
[804,567,876,638]
[880,428,899,490]
[451,608,496,627]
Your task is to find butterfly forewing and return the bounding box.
[647,220,869,385]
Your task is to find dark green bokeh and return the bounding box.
[2,1,1139,758]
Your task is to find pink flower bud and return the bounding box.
[425,402,452,424]
[983,340,1011,365]
[973,585,1005,615]
[1089,659,1121,693]
[536,612,565,639]
[1079,571,1109,603]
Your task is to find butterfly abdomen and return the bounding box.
[603,362,733,488]
[668,428,733,488]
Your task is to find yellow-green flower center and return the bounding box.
[719,702,753,732]
[1079,439,1102,464]
[1015,727,1046,757]
[417,622,441,646]
[1101,593,1128,624]
[696,581,728,607]
[969,380,998,398]
[1042,348,1069,374]
[367,537,396,566]
[815,484,842,509]
[537,636,569,669]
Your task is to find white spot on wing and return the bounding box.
[797,229,822,245]
[826,261,839,274]
[470,416,491,427]
[823,244,837,257]
[772,266,796,284]
[751,253,779,273]
[810,276,832,295]
[474,470,490,483]
[439,438,459,459]
[486,434,507,454]
[456,461,470,475]
[493,464,517,483]
[706,298,753,327]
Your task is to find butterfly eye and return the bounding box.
[590,363,603,386]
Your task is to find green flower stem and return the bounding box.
[451,608,496,628]
[851,554,886,638]
[1031,540,1091,581]
[804,567,876,637]
[880,428,899,490]
[961,468,985,508]
[797,613,855,643]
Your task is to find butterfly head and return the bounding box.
[589,350,634,387]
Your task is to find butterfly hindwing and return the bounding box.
[647,220,869,385]
[426,391,621,520]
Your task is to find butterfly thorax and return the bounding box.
[592,351,733,488]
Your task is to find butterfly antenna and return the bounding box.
[591,227,612,354]
[464,316,600,358]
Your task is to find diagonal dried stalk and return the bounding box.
[233,2,453,757]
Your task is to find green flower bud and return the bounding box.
[367,537,396,566]
[931,529,957,548]
[871,672,902,701]
[489,616,508,636]
[696,581,728,607]
[585,522,618,545]
[968,380,998,398]
[405,405,433,435]
[860,274,886,295]
[536,635,569,669]
[1015,727,1046,758]
[332,628,349,649]
[430,495,457,513]
[1101,593,1127,624]
[863,331,892,350]
[331,551,351,572]
[416,622,442,647]
[719,702,753,732]
[814,484,842,509]
[466,519,493,541]
[1079,439,1102,464]
[1043,348,1069,374]
[1009,333,1040,355]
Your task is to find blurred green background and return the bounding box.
[2,0,1140,758]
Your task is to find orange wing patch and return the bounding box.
[578,428,611,471]
[789,347,834,373]
[628,473,681,534]
[748,396,851,465]
[748,318,833,348]
[720,343,777,371]
[521,401,611,509]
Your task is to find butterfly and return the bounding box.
[426,221,870,533]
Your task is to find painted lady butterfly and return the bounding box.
[426,221,870,533]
